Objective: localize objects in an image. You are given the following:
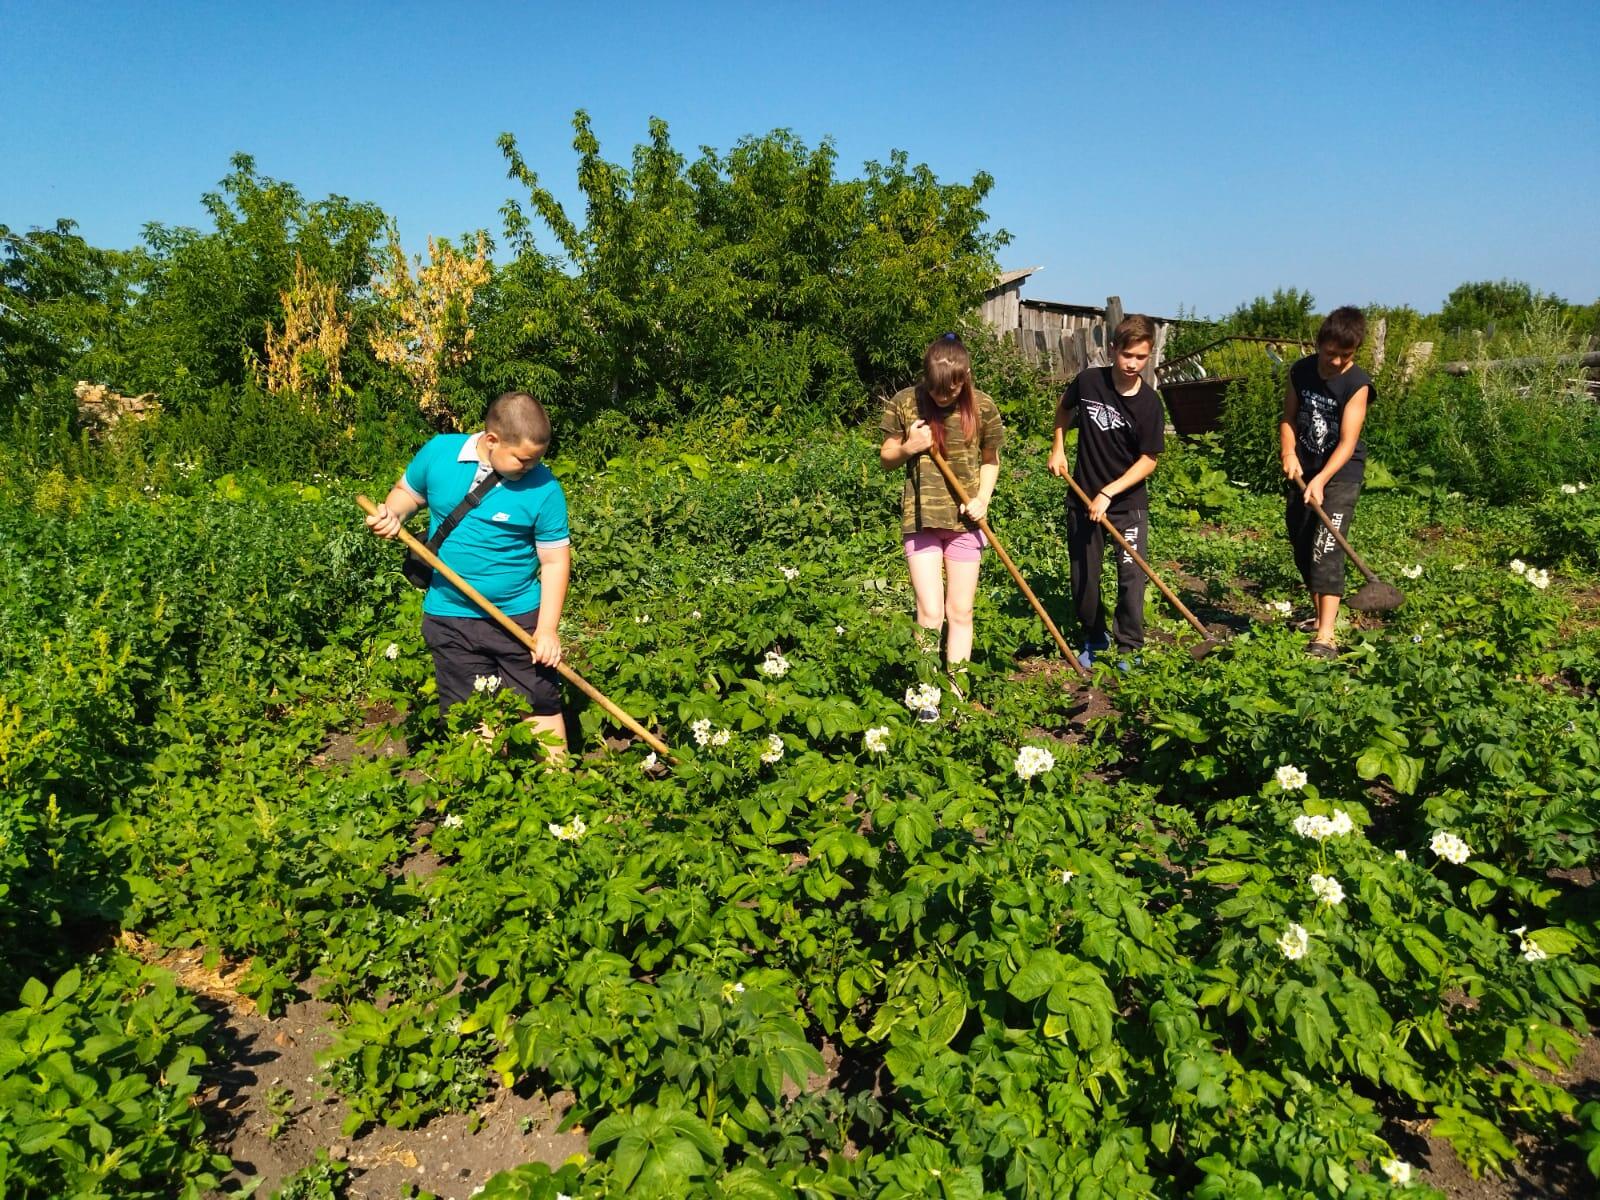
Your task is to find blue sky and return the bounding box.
[3,0,1595,316]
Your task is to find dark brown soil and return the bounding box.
[1381,1036,1600,1199]
[185,972,585,1200]
[118,935,583,1199]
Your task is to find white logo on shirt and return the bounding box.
[1084,400,1128,433]
[491,512,510,522]
[1302,390,1336,453]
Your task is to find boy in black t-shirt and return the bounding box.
[1280,306,1375,658]
[1049,315,1167,667]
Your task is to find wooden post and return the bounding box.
[1372,316,1387,372]
[1072,329,1090,374]
[1143,322,1167,388]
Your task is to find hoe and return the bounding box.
[927,450,1092,680]
[1292,473,1405,612]
[356,494,676,761]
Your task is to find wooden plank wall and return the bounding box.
[979,286,1022,334]
[1011,295,1170,385]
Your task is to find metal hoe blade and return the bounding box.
[1347,580,1405,612]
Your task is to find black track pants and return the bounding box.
[1069,506,1149,651]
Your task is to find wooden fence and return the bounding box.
[1009,295,1173,385]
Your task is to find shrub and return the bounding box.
[1369,306,1600,501]
[1530,481,1600,570]
[1217,356,1286,493]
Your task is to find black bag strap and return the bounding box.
[426,467,501,554]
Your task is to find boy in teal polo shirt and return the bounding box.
[366,391,571,753]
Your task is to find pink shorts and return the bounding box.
[903,528,987,563]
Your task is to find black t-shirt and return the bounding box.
[1060,367,1166,512]
[1290,356,1373,483]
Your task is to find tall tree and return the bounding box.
[127,154,388,404]
[0,220,141,416]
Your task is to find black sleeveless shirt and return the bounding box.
[1289,356,1373,483]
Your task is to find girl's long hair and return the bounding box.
[916,334,977,455]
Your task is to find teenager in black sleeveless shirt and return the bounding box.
[1279,306,1375,657]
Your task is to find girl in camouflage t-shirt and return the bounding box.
[879,334,1006,708]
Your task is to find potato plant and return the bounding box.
[1,434,1597,1198]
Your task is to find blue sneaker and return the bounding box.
[1078,635,1109,671]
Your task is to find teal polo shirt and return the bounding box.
[400,433,570,619]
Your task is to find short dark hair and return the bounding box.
[484,391,550,446]
[1318,307,1366,351]
[1112,314,1157,350]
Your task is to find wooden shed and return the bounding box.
[978,268,1179,384]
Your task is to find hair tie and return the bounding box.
[941,332,959,341]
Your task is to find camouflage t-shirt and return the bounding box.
[880,387,1006,535]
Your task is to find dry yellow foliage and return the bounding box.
[252,255,351,413]
[369,226,491,428]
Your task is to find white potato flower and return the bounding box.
[761,734,784,764]
[641,752,658,771]
[1379,1158,1412,1186]
[1509,559,1527,575]
[1429,830,1472,864]
[904,683,942,712]
[383,642,400,660]
[1271,600,1294,616]
[780,565,799,580]
[1527,568,1550,590]
[473,674,501,693]
[548,816,588,842]
[1277,923,1310,961]
[1014,745,1056,781]
[1401,564,1423,579]
[863,726,890,754]
[1292,809,1354,841]
[1275,765,1308,791]
[709,728,731,746]
[1561,483,1579,495]
[1511,926,1548,963]
[691,718,713,746]
[1309,873,1344,906]
[441,813,463,829]
[757,650,791,678]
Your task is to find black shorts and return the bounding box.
[1286,477,1362,595]
[422,609,563,716]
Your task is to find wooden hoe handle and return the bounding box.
[356,494,674,761]
[927,451,1090,679]
[1058,472,1209,638]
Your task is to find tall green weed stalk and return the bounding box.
[1369,305,1600,502]
[1218,358,1287,492]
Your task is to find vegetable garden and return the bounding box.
[5,428,1599,1199]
